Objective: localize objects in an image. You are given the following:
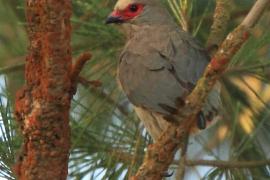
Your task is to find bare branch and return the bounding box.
[186,159,270,168]
[71,52,92,83]
[77,76,102,88]
[70,52,92,95]
[175,132,189,180]
[241,0,270,28]
[78,79,129,116]
[0,62,25,75]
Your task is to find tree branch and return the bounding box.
[78,79,129,116]
[185,159,270,169]
[132,0,269,179]
[70,52,92,95]
[0,62,25,75]
[206,0,233,55]
[71,52,92,82]
[175,132,189,180]
[241,0,269,28]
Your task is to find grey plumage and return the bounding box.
[108,0,220,141]
[118,25,209,114]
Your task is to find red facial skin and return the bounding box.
[111,4,144,21]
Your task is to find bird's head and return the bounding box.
[106,0,171,25]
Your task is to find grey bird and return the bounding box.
[106,0,220,141]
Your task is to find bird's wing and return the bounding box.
[118,28,209,116]
[119,50,188,115]
[157,29,210,85]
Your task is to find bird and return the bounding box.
[106,0,220,141]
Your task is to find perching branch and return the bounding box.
[176,0,233,176]
[132,0,269,179]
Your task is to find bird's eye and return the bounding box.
[129,4,138,12]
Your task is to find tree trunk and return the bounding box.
[14,0,72,179]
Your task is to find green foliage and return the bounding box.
[0,79,21,179]
[0,0,270,179]
[0,0,26,66]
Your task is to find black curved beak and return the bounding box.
[105,16,124,24]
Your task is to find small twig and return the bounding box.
[78,78,129,116]
[71,52,92,82]
[78,76,102,88]
[128,128,143,178]
[70,52,92,95]
[185,159,270,168]
[241,0,269,28]
[0,62,25,75]
[176,132,190,180]
[206,0,233,55]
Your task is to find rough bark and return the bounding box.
[13,0,73,179]
[206,0,233,55]
[206,0,233,54]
